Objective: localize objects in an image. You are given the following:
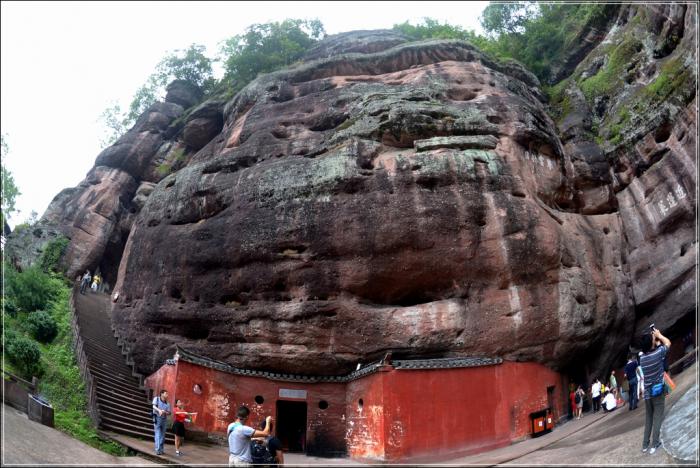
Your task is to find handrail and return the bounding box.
[2,369,38,392]
[111,322,146,389]
[69,288,101,427]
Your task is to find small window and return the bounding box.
[358,398,364,409]
[255,395,264,404]
[319,400,329,410]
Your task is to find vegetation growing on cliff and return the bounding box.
[100,44,215,146]
[1,134,20,229]
[100,19,325,146]
[3,252,126,455]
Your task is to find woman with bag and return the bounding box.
[639,326,671,455]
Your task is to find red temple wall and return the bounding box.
[146,359,567,461]
[346,361,567,461]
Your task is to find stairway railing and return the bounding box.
[69,288,101,427]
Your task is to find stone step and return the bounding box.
[98,401,154,424]
[85,351,133,370]
[92,371,144,393]
[97,385,148,405]
[95,389,152,413]
[100,419,175,443]
[89,365,141,385]
[88,363,141,382]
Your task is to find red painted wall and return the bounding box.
[346,361,566,461]
[145,359,566,461]
[147,360,348,453]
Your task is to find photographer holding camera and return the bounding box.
[638,324,671,455]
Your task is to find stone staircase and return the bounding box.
[73,291,174,445]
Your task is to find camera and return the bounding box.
[649,323,656,332]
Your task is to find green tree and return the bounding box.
[99,43,214,147]
[1,134,21,228]
[393,17,479,41]
[5,330,43,378]
[480,1,539,36]
[219,19,325,91]
[27,310,59,343]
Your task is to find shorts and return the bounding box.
[172,421,186,437]
[228,454,251,467]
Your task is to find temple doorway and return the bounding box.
[276,400,307,452]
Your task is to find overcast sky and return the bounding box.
[1,1,488,228]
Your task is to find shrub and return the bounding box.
[5,331,43,378]
[4,265,62,312]
[2,296,20,317]
[27,310,58,343]
[39,236,70,273]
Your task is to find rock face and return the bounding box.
[8,6,696,380]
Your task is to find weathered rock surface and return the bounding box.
[112,35,636,376]
[8,5,696,381]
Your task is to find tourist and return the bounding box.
[173,399,193,456]
[602,390,617,412]
[252,419,284,465]
[152,389,171,455]
[591,378,602,412]
[624,353,640,410]
[569,386,577,420]
[80,270,91,295]
[227,407,272,466]
[91,273,101,292]
[575,385,585,419]
[609,370,618,401]
[640,326,671,455]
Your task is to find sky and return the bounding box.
[1,1,488,229]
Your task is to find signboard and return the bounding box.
[279,389,307,400]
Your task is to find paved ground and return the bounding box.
[1,403,154,466]
[499,362,698,466]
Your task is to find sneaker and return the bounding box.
[176,451,181,456]
[642,447,649,453]
[649,447,657,454]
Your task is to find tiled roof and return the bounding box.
[175,346,501,383]
[393,356,502,369]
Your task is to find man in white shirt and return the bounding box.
[602,391,617,412]
[591,378,602,412]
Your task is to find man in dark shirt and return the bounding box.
[255,420,284,466]
[639,327,671,455]
[624,353,640,411]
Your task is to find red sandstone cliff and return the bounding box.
[6,6,696,379]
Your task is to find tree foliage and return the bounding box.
[27,310,59,343]
[4,330,43,378]
[220,19,325,91]
[393,17,479,41]
[99,44,214,147]
[479,3,612,82]
[1,134,21,228]
[480,1,539,36]
[4,264,63,313]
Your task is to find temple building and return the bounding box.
[146,348,567,462]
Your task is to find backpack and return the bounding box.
[251,439,276,465]
[575,393,581,404]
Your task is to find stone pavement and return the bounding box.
[1,403,154,465]
[499,362,698,466]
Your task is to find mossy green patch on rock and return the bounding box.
[578,37,643,103]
